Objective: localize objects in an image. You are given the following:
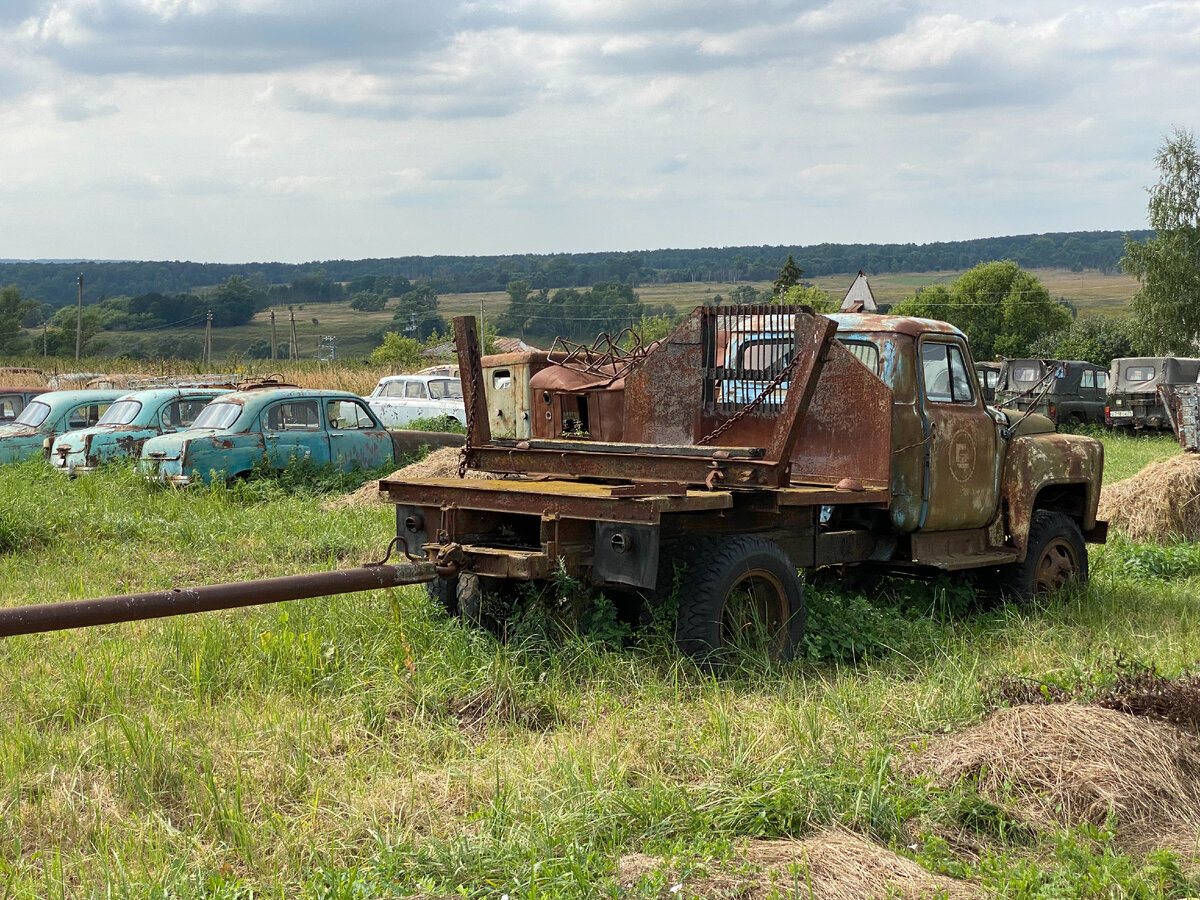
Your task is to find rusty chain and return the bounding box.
[696,354,800,446]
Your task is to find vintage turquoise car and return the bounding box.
[0,390,126,464]
[138,386,395,485]
[49,387,230,474]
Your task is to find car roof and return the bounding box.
[30,389,128,407]
[113,387,230,404]
[207,386,369,408]
[377,373,458,383]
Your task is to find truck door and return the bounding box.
[918,338,1000,531]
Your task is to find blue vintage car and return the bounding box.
[49,387,230,474]
[138,386,395,485]
[0,390,127,464]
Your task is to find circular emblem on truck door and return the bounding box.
[949,429,977,483]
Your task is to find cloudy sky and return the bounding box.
[1,0,1196,263]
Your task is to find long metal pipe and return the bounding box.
[0,561,436,638]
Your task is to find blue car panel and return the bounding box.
[0,390,127,465]
[50,387,229,474]
[139,387,394,484]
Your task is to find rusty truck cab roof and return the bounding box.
[827,312,966,340]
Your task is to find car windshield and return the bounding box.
[191,402,242,429]
[13,400,50,427]
[429,379,463,399]
[97,399,143,426]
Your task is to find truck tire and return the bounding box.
[425,576,458,615]
[1002,511,1087,600]
[672,536,805,666]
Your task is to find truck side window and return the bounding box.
[1081,370,1095,389]
[921,342,975,404]
[840,340,880,375]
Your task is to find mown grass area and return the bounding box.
[0,432,1197,898]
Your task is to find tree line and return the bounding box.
[0,230,1149,312]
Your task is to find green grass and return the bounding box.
[0,434,1197,898]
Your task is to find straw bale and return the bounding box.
[615,828,978,899]
[905,704,1200,855]
[322,446,490,510]
[1098,454,1200,542]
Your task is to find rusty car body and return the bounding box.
[0,389,126,465]
[0,387,47,422]
[49,386,231,475]
[138,386,397,485]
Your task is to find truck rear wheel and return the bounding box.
[672,536,805,666]
[1002,510,1087,599]
[426,576,458,615]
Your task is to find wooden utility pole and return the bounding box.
[74,273,83,360]
[204,310,212,366]
[42,322,47,357]
[289,310,298,360]
[270,310,277,361]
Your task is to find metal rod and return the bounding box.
[0,562,437,638]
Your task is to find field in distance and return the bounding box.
[107,267,1140,362]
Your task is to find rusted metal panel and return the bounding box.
[1158,383,1200,452]
[1001,432,1105,558]
[379,476,734,525]
[388,429,466,459]
[454,316,491,447]
[919,336,1002,531]
[909,529,1017,569]
[787,340,893,490]
[483,352,551,439]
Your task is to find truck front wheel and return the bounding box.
[672,536,805,666]
[1003,510,1087,599]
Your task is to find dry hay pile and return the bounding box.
[323,447,491,511]
[615,828,978,899]
[904,703,1200,856]
[1098,453,1200,542]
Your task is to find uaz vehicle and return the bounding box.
[0,390,126,465]
[994,358,1107,425]
[50,387,230,475]
[364,374,465,428]
[1106,356,1200,429]
[138,386,395,485]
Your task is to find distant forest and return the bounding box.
[1,230,1148,310]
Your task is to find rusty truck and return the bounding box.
[382,306,1104,663]
[0,305,1105,666]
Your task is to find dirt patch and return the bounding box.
[1098,454,1200,542]
[615,828,978,899]
[904,704,1200,856]
[323,447,491,510]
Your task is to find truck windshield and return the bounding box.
[429,379,463,399]
[191,402,242,429]
[97,400,143,426]
[13,401,50,427]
